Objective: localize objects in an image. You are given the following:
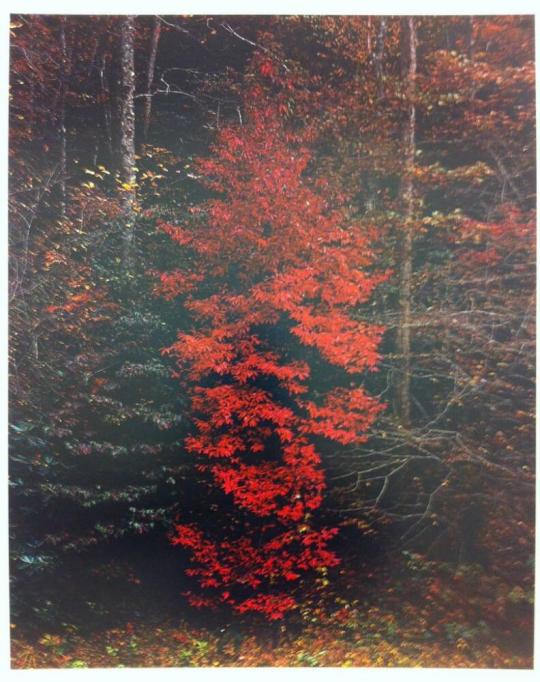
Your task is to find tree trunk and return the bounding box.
[59,16,69,221]
[374,17,387,98]
[100,53,114,158]
[119,15,137,272]
[396,16,417,429]
[465,16,475,60]
[143,16,161,142]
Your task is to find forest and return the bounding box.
[8,14,535,668]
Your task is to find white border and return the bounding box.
[1,3,538,681]
[3,2,540,15]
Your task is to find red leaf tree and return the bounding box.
[158,75,386,620]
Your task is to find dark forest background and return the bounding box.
[8,14,535,668]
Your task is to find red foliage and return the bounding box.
[455,204,535,266]
[160,78,385,620]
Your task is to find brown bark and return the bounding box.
[143,16,162,141]
[465,15,475,60]
[119,15,137,271]
[100,53,114,157]
[396,16,417,429]
[374,17,387,98]
[59,16,69,221]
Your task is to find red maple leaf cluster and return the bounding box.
[159,82,385,620]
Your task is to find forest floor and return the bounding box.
[10,616,531,669]
[10,553,533,669]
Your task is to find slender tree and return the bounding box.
[142,16,162,141]
[119,15,137,271]
[160,67,385,619]
[395,16,417,429]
